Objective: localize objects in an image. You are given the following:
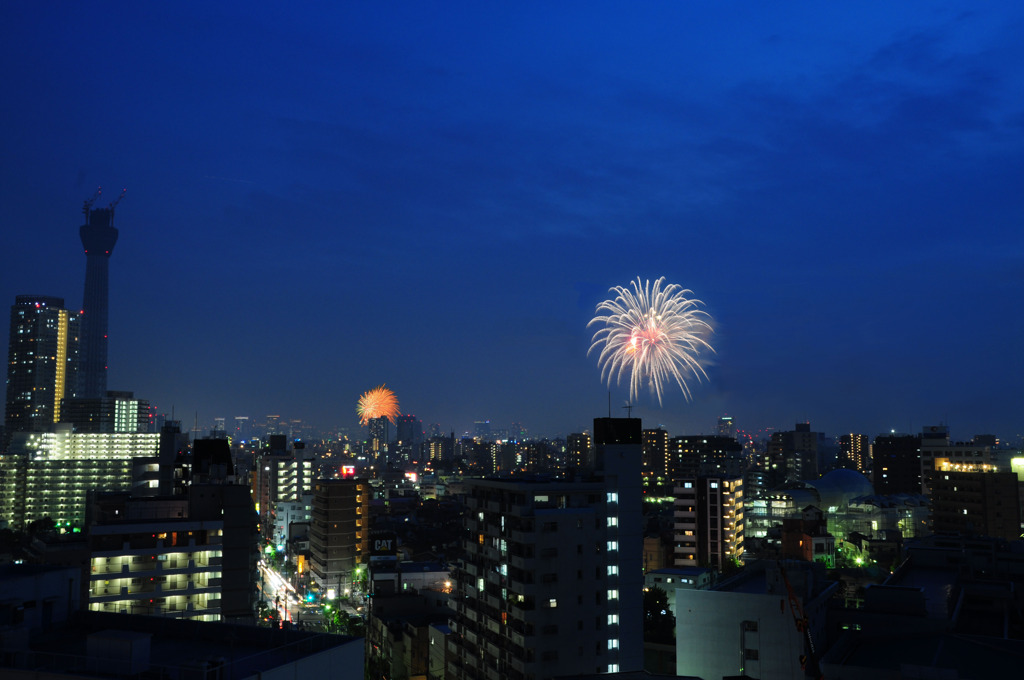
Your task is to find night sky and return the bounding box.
[2,3,1023,442]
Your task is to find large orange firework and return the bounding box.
[356,385,400,426]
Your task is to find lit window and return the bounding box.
[607,614,619,625]
[608,516,618,527]
[607,589,618,600]
[608,638,619,649]
[608,565,618,576]
[607,541,618,552]
[608,664,619,672]
[549,598,557,608]
[606,492,618,503]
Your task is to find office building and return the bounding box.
[309,478,371,594]
[717,415,735,438]
[78,197,121,399]
[4,295,80,443]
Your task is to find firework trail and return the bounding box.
[588,277,713,405]
[356,385,400,426]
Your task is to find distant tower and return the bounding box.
[717,415,735,438]
[79,190,123,398]
[4,296,80,441]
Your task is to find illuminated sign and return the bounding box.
[340,465,356,478]
[371,531,397,555]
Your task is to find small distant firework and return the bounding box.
[588,277,713,405]
[356,385,400,426]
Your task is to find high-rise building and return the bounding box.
[473,420,491,441]
[717,415,736,438]
[395,414,423,462]
[839,433,869,473]
[566,432,592,471]
[79,198,121,399]
[872,434,922,495]
[642,428,669,479]
[309,478,371,594]
[4,295,80,443]
[446,417,643,679]
[254,438,315,544]
[368,416,388,463]
[769,423,821,482]
[673,476,744,570]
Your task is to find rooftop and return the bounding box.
[3,611,362,679]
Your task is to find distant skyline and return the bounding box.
[2,3,1023,443]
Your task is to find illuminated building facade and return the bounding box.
[673,476,744,570]
[566,431,591,471]
[4,295,80,443]
[668,435,744,479]
[839,433,869,473]
[717,415,735,438]
[86,484,258,623]
[254,437,314,542]
[59,390,150,433]
[309,478,371,593]
[0,425,159,529]
[642,428,668,480]
[920,437,997,495]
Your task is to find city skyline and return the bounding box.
[2,3,1023,442]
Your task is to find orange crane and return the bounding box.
[777,561,824,679]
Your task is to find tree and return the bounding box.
[643,586,675,644]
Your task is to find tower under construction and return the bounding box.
[78,189,123,398]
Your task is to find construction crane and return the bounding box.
[777,561,824,679]
[107,187,127,210]
[82,186,102,217]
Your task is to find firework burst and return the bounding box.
[356,385,400,426]
[588,277,713,405]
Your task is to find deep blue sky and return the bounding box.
[3,2,1023,442]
